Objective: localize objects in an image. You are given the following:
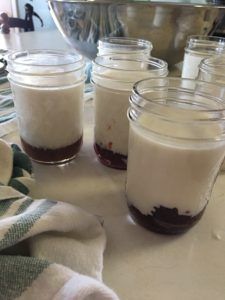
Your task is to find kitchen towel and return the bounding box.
[0,77,17,137]
[0,139,119,300]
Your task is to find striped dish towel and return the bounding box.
[0,77,17,138]
[0,86,16,123]
[0,139,119,300]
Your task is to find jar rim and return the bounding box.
[187,35,225,42]
[7,49,85,74]
[186,35,225,49]
[98,37,153,50]
[93,55,168,72]
[131,77,225,118]
[200,54,225,75]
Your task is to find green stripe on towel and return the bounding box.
[0,200,56,251]
[11,166,24,179]
[0,76,8,85]
[0,112,16,123]
[0,255,50,300]
[0,198,20,217]
[15,198,33,215]
[0,98,14,109]
[13,151,32,174]
[9,179,29,195]
[0,88,11,96]
[11,144,22,153]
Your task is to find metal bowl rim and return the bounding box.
[48,0,225,8]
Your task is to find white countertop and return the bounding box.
[0,29,70,51]
[2,29,225,300]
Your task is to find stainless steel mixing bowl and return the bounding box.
[48,0,225,67]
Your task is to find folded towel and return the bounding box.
[0,85,16,128]
[0,139,119,300]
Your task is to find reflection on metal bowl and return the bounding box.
[48,0,224,67]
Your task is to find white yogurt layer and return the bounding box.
[182,52,206,79]
[11,83,84,149]
[126,119,225,216]
[94,85,130,155]
[93,67,167,156]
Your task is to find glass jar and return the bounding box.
[91,55,168,170]
[198,54,225,83]
[127,77,225,235]
[198,54,225,171]
[97,37,153,59]
[7,50,85,164]
[181,35,225,79]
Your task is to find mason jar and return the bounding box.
[7,50,85,164]
[127,77,225,235]
[198,54,225,171]
[97,37,153,59]
[92,55,168,170]
[181,35,225,79]
[198,54,225,83]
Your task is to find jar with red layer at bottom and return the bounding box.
[127,77,225,234]
[91,55,168,170]
[7,50,85,164]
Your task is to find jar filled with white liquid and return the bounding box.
[98,37,153,59]
[181,35,225,79]
[91,56,168,170]
[198,54,225,171]
[127,77,225,234]
[7,50,86,164]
